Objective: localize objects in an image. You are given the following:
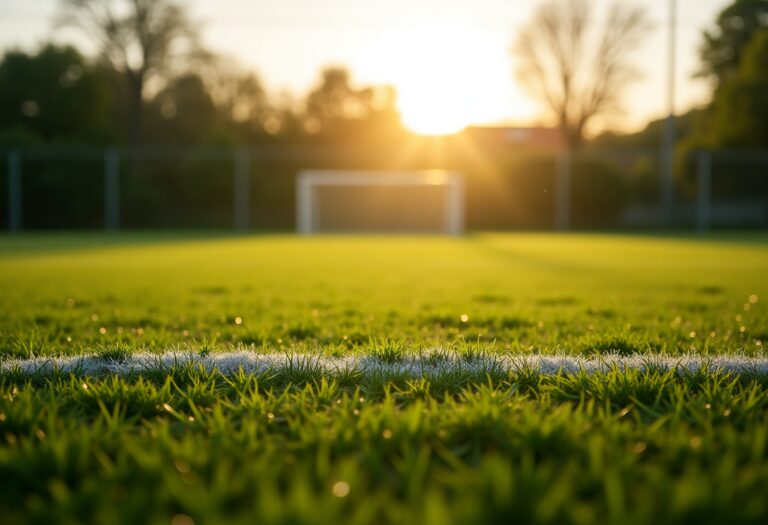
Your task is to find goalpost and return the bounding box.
[296,170,464,235]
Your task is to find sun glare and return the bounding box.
[399,87,472,135]
[355,28,534,136]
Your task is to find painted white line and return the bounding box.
[2,351,768,378]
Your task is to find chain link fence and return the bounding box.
[2,145,767,232]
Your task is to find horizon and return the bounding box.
[0,0,731,136]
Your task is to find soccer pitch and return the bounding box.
[1,233,768,524]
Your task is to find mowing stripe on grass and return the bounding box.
[2,351,768,379]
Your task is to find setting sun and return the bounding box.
[354,27,537,135]
[400,90,471,135]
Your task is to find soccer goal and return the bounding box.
[296,170,464,235]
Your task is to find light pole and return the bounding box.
[662,0,677,223]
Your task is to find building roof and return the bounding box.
[461,126,564,151]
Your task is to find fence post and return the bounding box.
[7,150,22,233]
[555,149,571,231]
[104,148,120,231]
[234,148,250,231]
[697,150,712,234]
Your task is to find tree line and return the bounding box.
[0,1,404,148]
[594,0,768,152]
[0,0,766,151]
[0,0,765,231]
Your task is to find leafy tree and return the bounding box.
[700,0,768,84]
[303,67,403,144]
[0,44,112,142]
[592,109,706,150]
[57,0,202,143]
[201,57,279,143]
[514,0,652,150]
[145,74,217,144]
[706,30,768,148]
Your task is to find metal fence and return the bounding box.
[3,145,767,233]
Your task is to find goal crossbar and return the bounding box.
[296,170,464,235]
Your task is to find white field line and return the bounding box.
[2,351,768,378]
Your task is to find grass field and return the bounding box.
[1,233,768,524]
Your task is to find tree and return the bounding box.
[303,67,403,144]
[706,30,768,148]
[304,68,367,136]
[700,0,768,84]
[201,56,278,142]
[0,44,112,142]
[145,74,217,144]
[514,0,652,150]
[677,30,768,198]
[57,0,201,143]
[592,108,706,150]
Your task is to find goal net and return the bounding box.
[296,170,464,235]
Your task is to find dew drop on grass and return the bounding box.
[170,514,195,525]
[332,481,350,498]
[174,459,191,473]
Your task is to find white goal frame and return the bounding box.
[296,170,464,235]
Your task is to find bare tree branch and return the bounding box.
[57,0,201,143]
[513,0,652,150]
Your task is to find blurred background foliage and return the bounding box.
[0,0,766,230]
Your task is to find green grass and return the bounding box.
[1,232,767,524]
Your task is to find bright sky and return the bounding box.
[0,0,731,135]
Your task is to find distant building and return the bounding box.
[461,126,565,152]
